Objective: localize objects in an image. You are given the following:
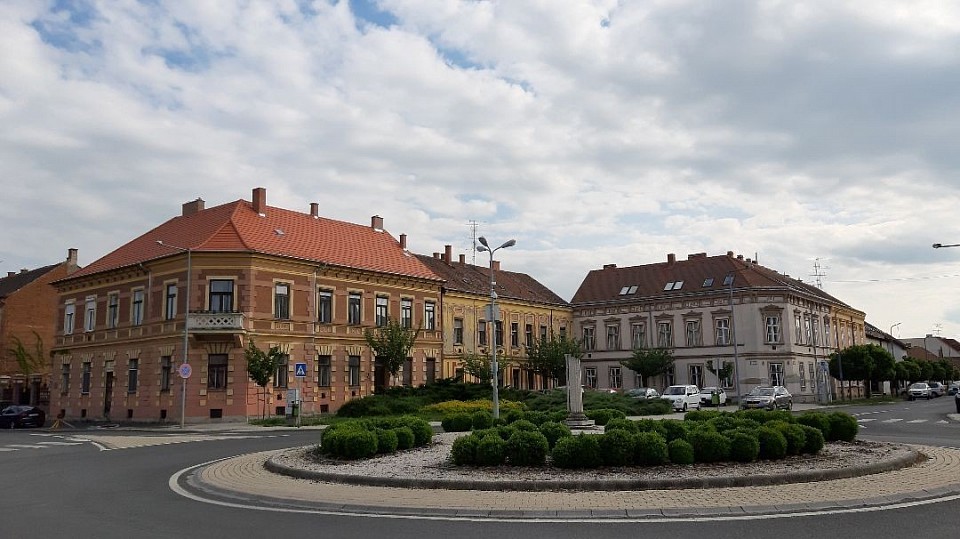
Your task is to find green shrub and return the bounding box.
[604,418,638,433]
[450,434,479,465]
[757,427,788,460]
[405,417,435,447]
[736,409,773,424]
[796,412,832,440]
[549,410,569,423]
[538,421,572,449]
[441,413,474,433]
[335,394,423,417]
[827,412,858,442]
[471,410,494,430]
[374,428,398,454]
[799,424,825,454]
[510,419,539,432]
[550,436,580,469]
[633,398,673,416]
[329,428,378,460]
[393,426,415,450]
[668,438,695,465]
[503,408,525,424]
[599,429,636,466]
[684,409,722,422]
[476,434,507,466]
[660,419,689,442]
[768,421,806,455]
[551,435,603,469]
[633,431,669,466]
[522,411,552,426]
[765,410,795,424]
[506,430,550,466]
[687,430,730,463]
[495,424,518,440]
[634,419,668,437]
[726,431,759,462]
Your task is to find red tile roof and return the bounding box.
[0,264,60,298]
[416,254,569,307]
[67,196,442,282]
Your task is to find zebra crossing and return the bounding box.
[853,410,952,427]
[0,435,87,452]
[0,432,291,453]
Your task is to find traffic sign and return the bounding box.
[178,363,192,379]
[294,362,308,378]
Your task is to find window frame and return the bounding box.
[609,366,622,389]
[208,279,235,313]
[207,354,228,389]
[684,319,701,347]
[81,361,91,394]
[84,296,97,332]
[317,289,333,324]
[165,283,178,320]
[631,323,646,349]
[656,321,673,348]
[274,354,289,388]
[477,319,487,346]
[453,317,464,345]
[128,358,139,393]
[317,355,331,387]
[60,363,70,395]
[274,282,291,320]
[765,315,782,344]
[160,356,171,392]
[424,301,436,331]
[107,292,120,329]
[401,298,413,329]
[582,326,596,351]
[131,288,144,326]
[348,355,360,387]
[606,324,620,350]
[510,322,519,348]
[769,362,784,386]
[347,292,362,325]
[715,317,730,346]
[584,367,598,389]
[64,301,76,335]
[375,296,389,327]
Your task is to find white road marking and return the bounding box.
[907,420,928,424]
[35,441,84,446]
[882,419,903,423]
[858,418,877,423]
[5,444,49,449]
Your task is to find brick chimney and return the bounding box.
[182,198,205,216]
[399,234,407,249]
[492,260,501,271]
[252,187,266,215]
[66,248,79,274]
[667,253,676,264]
[459,254,465,265]
[444,245,452,264]
[603,264,617,270]
[310,202,319,218]
[371,215,383,231]
[6,272,13,278]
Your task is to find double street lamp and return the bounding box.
[476,236,516,419]
[156,241,191,428]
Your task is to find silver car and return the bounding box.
[626,387,660,400]
[739,386,792,411]
[907,382,932,400]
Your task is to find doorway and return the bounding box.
[103,372,114,418]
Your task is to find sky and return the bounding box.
[3,0,960,341]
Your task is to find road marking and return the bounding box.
[907,420,928,424]
[5,444,49,449]
[882,419,903,423]
[938,420,949,424]
[858,418,877,423]
[0,448,16,452]
[35,441,84,446]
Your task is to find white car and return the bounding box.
[700,386,728,407]
[907,382,932,400]
[661,385,702,412]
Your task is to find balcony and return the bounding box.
[187,311,245,333]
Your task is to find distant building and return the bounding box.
[0,249,79,407]
[50,188,443,422]
[571,251,867,403]
[901,334,960,375]
[864,321,908,395]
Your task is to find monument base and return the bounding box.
[564,413,597,431]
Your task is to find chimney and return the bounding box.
[737,254,744,260]
[603,264,617,270]
[444,245,452,264]
[727,251,734,257]
[66,248,79,274]
[433,252,440,259]
[371,215,383,231]
[252,187,266,215]
[6,272,14,277]
[399,234,407,249]
[310,202,319,218]
[667,253,676,264]
[459,254,465,265]
[492,260,501,272]
[20,268,28,274]
[182,198,205,216]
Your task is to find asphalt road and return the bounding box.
[0,401,958,539]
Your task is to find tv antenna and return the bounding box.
[810,258,828,289]
[467,220,480,265]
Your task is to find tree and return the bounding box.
[525,334,581,386]
[705,359,734,387]
[460,352,492,384]
[364,319,421,383]
[620,347,674,388]
[245,340,284,419]
[6,331,45,377]
[828,344,894,399]
[896,360,922,385]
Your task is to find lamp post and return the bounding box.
[476,236,516,419]
[726,273,742,407]
[156,241,191,428]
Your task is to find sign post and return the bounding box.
[294,362,307,428]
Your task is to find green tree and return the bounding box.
[460,352,492,384]
[828,344,894,399]
[245,340,284,419]
[705,359,734,387]
[621,347,674,388]
[525,334,581,386]
[896,359,922,385]
[364,319,421,383]
[6,331,45,377]
[918,359,934,381]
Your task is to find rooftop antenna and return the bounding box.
[934,323,943,336]
[811,258,828,289]
[467,220,480,265]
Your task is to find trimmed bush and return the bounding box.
[551,434,603,469]
[668,438,695,465]
[450,434,479,465]
[604,418,638,434]
[659,419,689,442]
[522,411,552,426]
[421,399,524,417]
[585,408,626,426]
[327,427,378,460]
[687,430,730,463]
[393,426,415,450]
[799,424,825,454]
[684,409,722,422]
[510,419,540,432]
[634,419,668,437]
[726,431,760,462]
[599,429,636,466]
[441,413,474,433]
[503,408,525,424]
[757,427,788,460]
[538,421,572,449]
[374,428,398,454]
[769,421,806,456]
[796,412,831,440]
[471,410,494,430]
[827,412,858,442]
[406,418,435,447]
[506,430,550,466]
[495,424,518,440]
[476,434,507,466]
[549,410,569,423]
[633,431,669,466]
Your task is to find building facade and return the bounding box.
[571,252,867,403]
[50,188,443,422]
[416,246,572,390]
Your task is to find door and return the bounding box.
[373,358,388,391]
[103,372,114,418]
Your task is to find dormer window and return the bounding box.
[618,285,639,295]
[723,274,735,286]
[702,278,714,287]
[664,281,684,291]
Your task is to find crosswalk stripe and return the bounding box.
[36,441,84,446]
[882,418,903,423]
[5,444,49,449]
[858,418,877,423]
[907,419,928,424]
[0,448,17,452]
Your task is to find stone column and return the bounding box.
[564,354,594,429]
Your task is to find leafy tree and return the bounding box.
[6,331,45,377]
[364,319,421,383]
[896,360,922,385]
[918,359,934,381]
[245,340,284,419]
[828,344,894,399]
[705,360,734,387]
[621,347,674,388]
[526,334,582,386]
[460,352,492,384]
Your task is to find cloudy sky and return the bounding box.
[3,0,960,340]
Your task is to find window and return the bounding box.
[582,326,595,351]
[209,280,234,313]
[375,296,388,327]
[689,364,703,388]
[540,325,548,342]
[317,289,332,323]
[424,301,436,330]
[165,283,178,320]
[665,366,675,387]
[274,354,289,388]
[348,355,360,386]
[663,281,684,291]
[318,355,331,387]
[606,324,620,350]
[60,363,70,394]
[619,285,638,295]
[769,362,784,386]
[510,322,519,347]
[584,367,597,389]
[810,317,819,346]
[794,314,803,344]
[401,298,413,328]
[160,356,171,392]
[453,318,463,345]
[719,361,733,388]
[403,357,413,386]
[525,324,533,348]
[131,289,144,326]
[495,320,504,347]
[559,325,567,338]
[715,318,730,345]
[702,278,714,287]
[631,323,646,349]
[765,315,782,343]
[128,359,139,392]
[657,321,673,347]
[348,292,361,324]
[804,316,812,345]
[722,274,734,286]
[809,362,815,390]
[685,320,701,347]
[275,283,290,320]
[64,301,75,334]
[609,366,622,389]
[477,320,487,346]
[426,358,436,384]
[208,354,228,389]
[799,362,807,390]
[81,362,91,394]
[107,293,119,329]
[824,319,831,347]
[84,296,97,332]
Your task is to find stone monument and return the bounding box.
[563,353,596,430]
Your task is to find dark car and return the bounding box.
[0,405,46,428]
[739,386,793,411]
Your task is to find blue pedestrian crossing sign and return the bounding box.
[294,363,308,378]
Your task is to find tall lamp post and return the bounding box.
[476,236,516,419]
[156,241,191,428]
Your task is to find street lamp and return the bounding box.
[933,243,960,249]
[476,236,516,419]
[156,240,191,428]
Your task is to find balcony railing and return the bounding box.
[187,311,245,332]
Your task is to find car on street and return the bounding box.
[0,405,46,428]
[626,387,660,400]
[907,382,932,400]
[700,386,728,407]
[739,386,793,410]
[948,382,960,396]
[927,382,946,397]
[660,385,701,412]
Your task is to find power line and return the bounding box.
[830,273,960,284]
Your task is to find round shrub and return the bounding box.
[551,434,602,469]
[331,428,378,460]
[522,411,551,426]
[495,424,518,440]
[550,436,579,469]
[684,409,721,422]
[687,430,730,463]
[510,419,539,432]
[726,431,760,462]
[799,424,825,454]
[757,427,788,460]
[450,434,479,465]
[374,428,399,454]
[604,418,638,434]
[585,408,626,426]
[476,434,507,466]
[599,429,636,466]
[393,426,415,450]
[668,438,695,465]
[506,430,550,466]
[633,432,669,466]
[634,419,668,437]
[549,410,569,423]
[441,413,474,433]
[796,412,831,440]
[765,410,795,424]
[736,409,772,424]
[471,410,494,430]
[770,422,806,456]
[660,419,689,442]
[705,414,739,433]
[827,412,858,442]
[538,421,572,449]
[503,408,525,424]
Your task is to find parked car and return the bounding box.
[0,405,46,428]
[948,382,960,396]
[739,386,793,410]
[626,387,660,400]
[927,382,946,397]
[660,385,701,412]
[700,387,727,407]
[907,382,932,400]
